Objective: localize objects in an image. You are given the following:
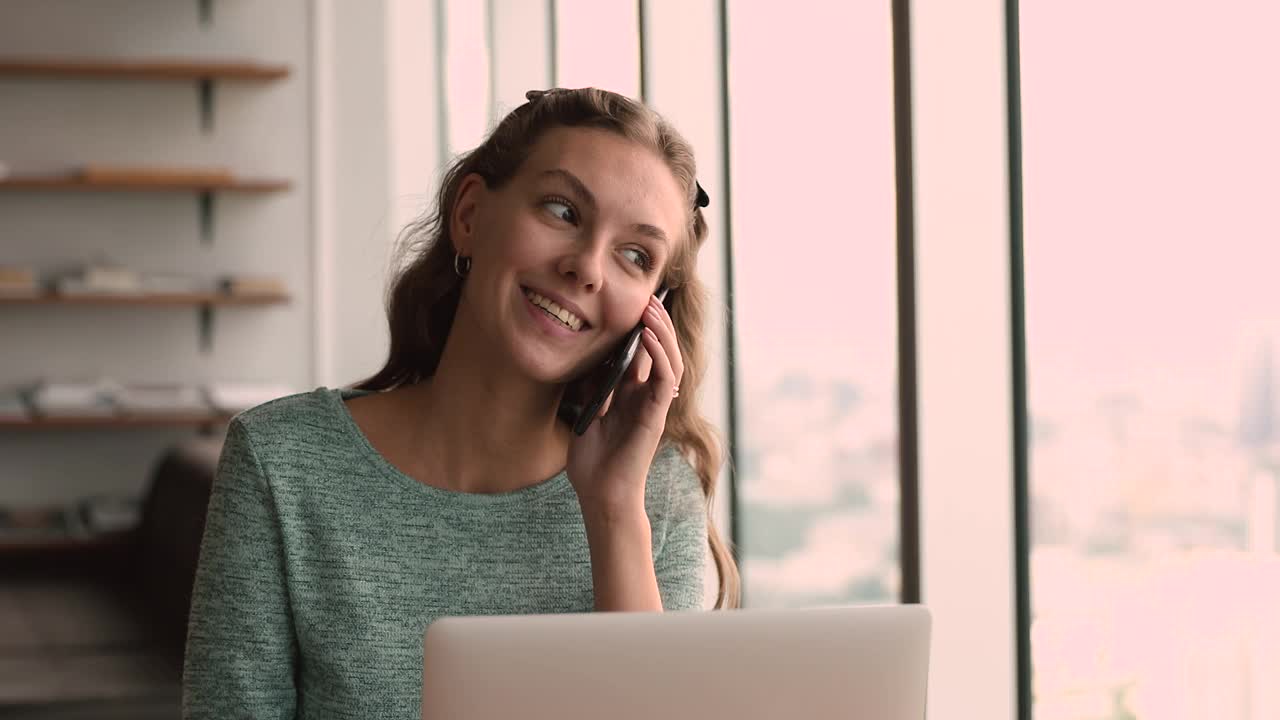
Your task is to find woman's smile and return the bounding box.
[519,285,591,338]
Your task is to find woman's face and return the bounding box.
[452,126,687,384]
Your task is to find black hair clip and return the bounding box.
[695,181,710,209]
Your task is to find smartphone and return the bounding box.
[558,285,672,435]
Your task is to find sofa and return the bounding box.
[0,433,223,719]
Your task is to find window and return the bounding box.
[1022,4,1280,718]
[553,0,640,98]
[442,0,491,157]
[727,1,900,607]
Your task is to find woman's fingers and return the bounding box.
[629,337,653,383]
[639,324,677,403]
[618,295,683,405]
[643,297,684,387]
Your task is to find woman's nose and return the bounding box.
[558,243,606,291]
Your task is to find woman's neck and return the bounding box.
[398,339,572,494]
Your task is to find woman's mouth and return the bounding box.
[522,287,587,332]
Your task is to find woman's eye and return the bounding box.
[621,247,652,270]
[542,198,577,225]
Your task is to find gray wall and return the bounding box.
[318,0,398,389]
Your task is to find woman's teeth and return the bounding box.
[524,289,584,331]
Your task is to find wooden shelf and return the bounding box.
[0,292,290,307]
[0,413,230,429]
[0,174,291,193]
[0,291,288,350]
[0,58,290,82]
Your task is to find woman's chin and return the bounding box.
[510,354,584,387]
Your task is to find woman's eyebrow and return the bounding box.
[539,169,597,212]
[633,223,670,249]
[538,168,671,249]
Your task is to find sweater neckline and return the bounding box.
[322,387,573,507]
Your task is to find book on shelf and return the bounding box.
[78,496,141,534]
[0,497,141,545]
[26,379,119,417]
[205,382,297,414]
[53,266,219,297]
[55,265,142,296]
[0,506,75,543]
[115,383,208,415]
[0,265,38,296]
[7,378,296,419]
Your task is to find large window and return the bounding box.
[554,0,640,98]
[1022,4,1280,718]
[727,1,900,607]
[442,0,490,157]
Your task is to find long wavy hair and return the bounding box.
[355,87,740,609]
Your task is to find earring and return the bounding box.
[454,252,472,278]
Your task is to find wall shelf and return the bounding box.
[0,56,291,133]
[0,532,134,557]
[0,174,291,193]
[0,293,290,307]
[0,173,292,243]
[0,58,290,82]
[0,414,231,430]
[0,292,290,350]
[0,1,297,534]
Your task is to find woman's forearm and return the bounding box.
[580,502,664,612]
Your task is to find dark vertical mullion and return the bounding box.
[637,0,648,102]
[434,0,450,159]
[548,0,558,86]
[485,0,496,127]
[716,0,744,588]
[890,0,922,606]
[1006,0,1032,718]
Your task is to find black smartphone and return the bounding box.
[558,285,672,435]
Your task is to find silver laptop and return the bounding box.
[421,605,930,720]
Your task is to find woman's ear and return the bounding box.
[451,173,488,255]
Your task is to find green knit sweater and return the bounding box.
[182,388,708,719]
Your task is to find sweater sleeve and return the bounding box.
[651,444,709,611]
[183,418,299,719]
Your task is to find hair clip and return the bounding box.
[695,181,710,209]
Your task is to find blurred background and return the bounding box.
[0,1,1277,719]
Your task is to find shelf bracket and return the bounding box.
[198,0,214,27]
[198,78,215,133]
[198,191,215,244]
[198,304,215,352]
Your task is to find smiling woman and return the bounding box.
[181,87,739,720]
[445,127,682,381]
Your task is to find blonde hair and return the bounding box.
[356,87,741,609]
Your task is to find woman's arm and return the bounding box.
[183,419,299,719]
[649,445,707,611]
[582,502,664,612]
[582,444,707,612]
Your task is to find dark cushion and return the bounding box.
[131,432,224,654]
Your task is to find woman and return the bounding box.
[182,87,739,719]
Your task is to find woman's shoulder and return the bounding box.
[228,387,358,459]
[648,441,697,484]
[233,386,339,428]
[645,441,704,513]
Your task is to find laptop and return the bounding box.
[421,604,930,720]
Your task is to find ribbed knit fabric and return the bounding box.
[181,387,707,719]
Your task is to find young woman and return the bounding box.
[182,87,739,719]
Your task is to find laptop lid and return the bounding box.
[421,605,930,720]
